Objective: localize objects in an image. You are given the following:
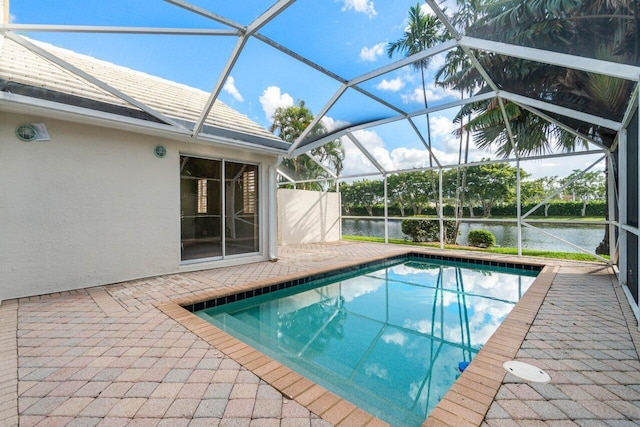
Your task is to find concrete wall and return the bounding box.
[0,112,277,300]
[277,189,341,245]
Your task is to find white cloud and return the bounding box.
[428,52,447,72]
[259,86,294,123]
[430,115,456,139]
[341,0,377,18]
[390,147,432,170]
[341,126,455,176]
[401,82,457,104]
[360,42,386,62]
[520,155,606,180]
[420,3,435,17]
[431,118,464,154]
[321,116,349,133]
[343,129,394,176]
[384,116,467,169]
[437,0,459,18]
[222,76,244,102]
[541,162,560,169]
[337,115,492,177]
[376,77,404,92]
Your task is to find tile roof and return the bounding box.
[0,35,285,148]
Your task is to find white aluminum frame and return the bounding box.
[2,0,638,268]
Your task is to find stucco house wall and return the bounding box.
[0,111,277,300]
[277,188,341,245]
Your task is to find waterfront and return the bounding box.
[342,218,605,253]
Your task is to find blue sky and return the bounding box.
[8,0,605,179]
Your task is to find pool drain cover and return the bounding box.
[503,361,551,383]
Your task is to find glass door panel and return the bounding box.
[225,161,259,255]
[180,156,222,261]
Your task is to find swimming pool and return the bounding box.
[195,255,539,426]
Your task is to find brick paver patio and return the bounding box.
[0,241,638,426]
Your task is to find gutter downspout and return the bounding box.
[268,155,284,261]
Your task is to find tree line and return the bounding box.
[339,164,605,218]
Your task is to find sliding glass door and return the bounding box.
[180,156,223,261]
[225,161,259,255]
[180,155,259,262]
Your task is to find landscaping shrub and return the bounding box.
[468,229,496,248]
[401,218,457,243]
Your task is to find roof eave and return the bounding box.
[0,92,288,156]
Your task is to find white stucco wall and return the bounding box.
[277,189,341,245]
[0,112,276,300]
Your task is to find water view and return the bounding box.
[343,218,605,253]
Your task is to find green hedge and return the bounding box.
[585,201,607,216]
[343,205,474,217]
[343,201,606,217]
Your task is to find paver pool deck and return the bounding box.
[1,241,639,426]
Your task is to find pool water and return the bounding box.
[196,257,538,426]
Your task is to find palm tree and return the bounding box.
[388,3,446,206]
[434,0,479,242]
[438,0,638,254]
[315,139,344,179]
[270,100,345,191]
[440,0,636,144]
[270,100,315,144]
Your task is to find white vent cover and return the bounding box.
[15,123,50,141]
[503,360,551,383]
[16,124,37,141]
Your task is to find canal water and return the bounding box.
[342,218,605,253]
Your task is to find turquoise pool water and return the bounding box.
[196,256,538,426]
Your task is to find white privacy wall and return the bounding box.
[0,112,276,300]
[277,189,341,245]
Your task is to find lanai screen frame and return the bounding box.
[1,1,638,304]
[277,0,635,266]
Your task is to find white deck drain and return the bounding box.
[503,360,551,383]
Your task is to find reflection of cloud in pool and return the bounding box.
[342,263,534,349]
[408,380,420,401]
[337,277,384,302]
[387,264,534,310]
[445,290,515,346]
[442,309,507,347]
[382,331,407,346]
[470,312,505,343]
[389,264,440,277]
[402,296,514,347]
[446,269,531,302]
[403,319,442,337]
[364,363,389,379]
